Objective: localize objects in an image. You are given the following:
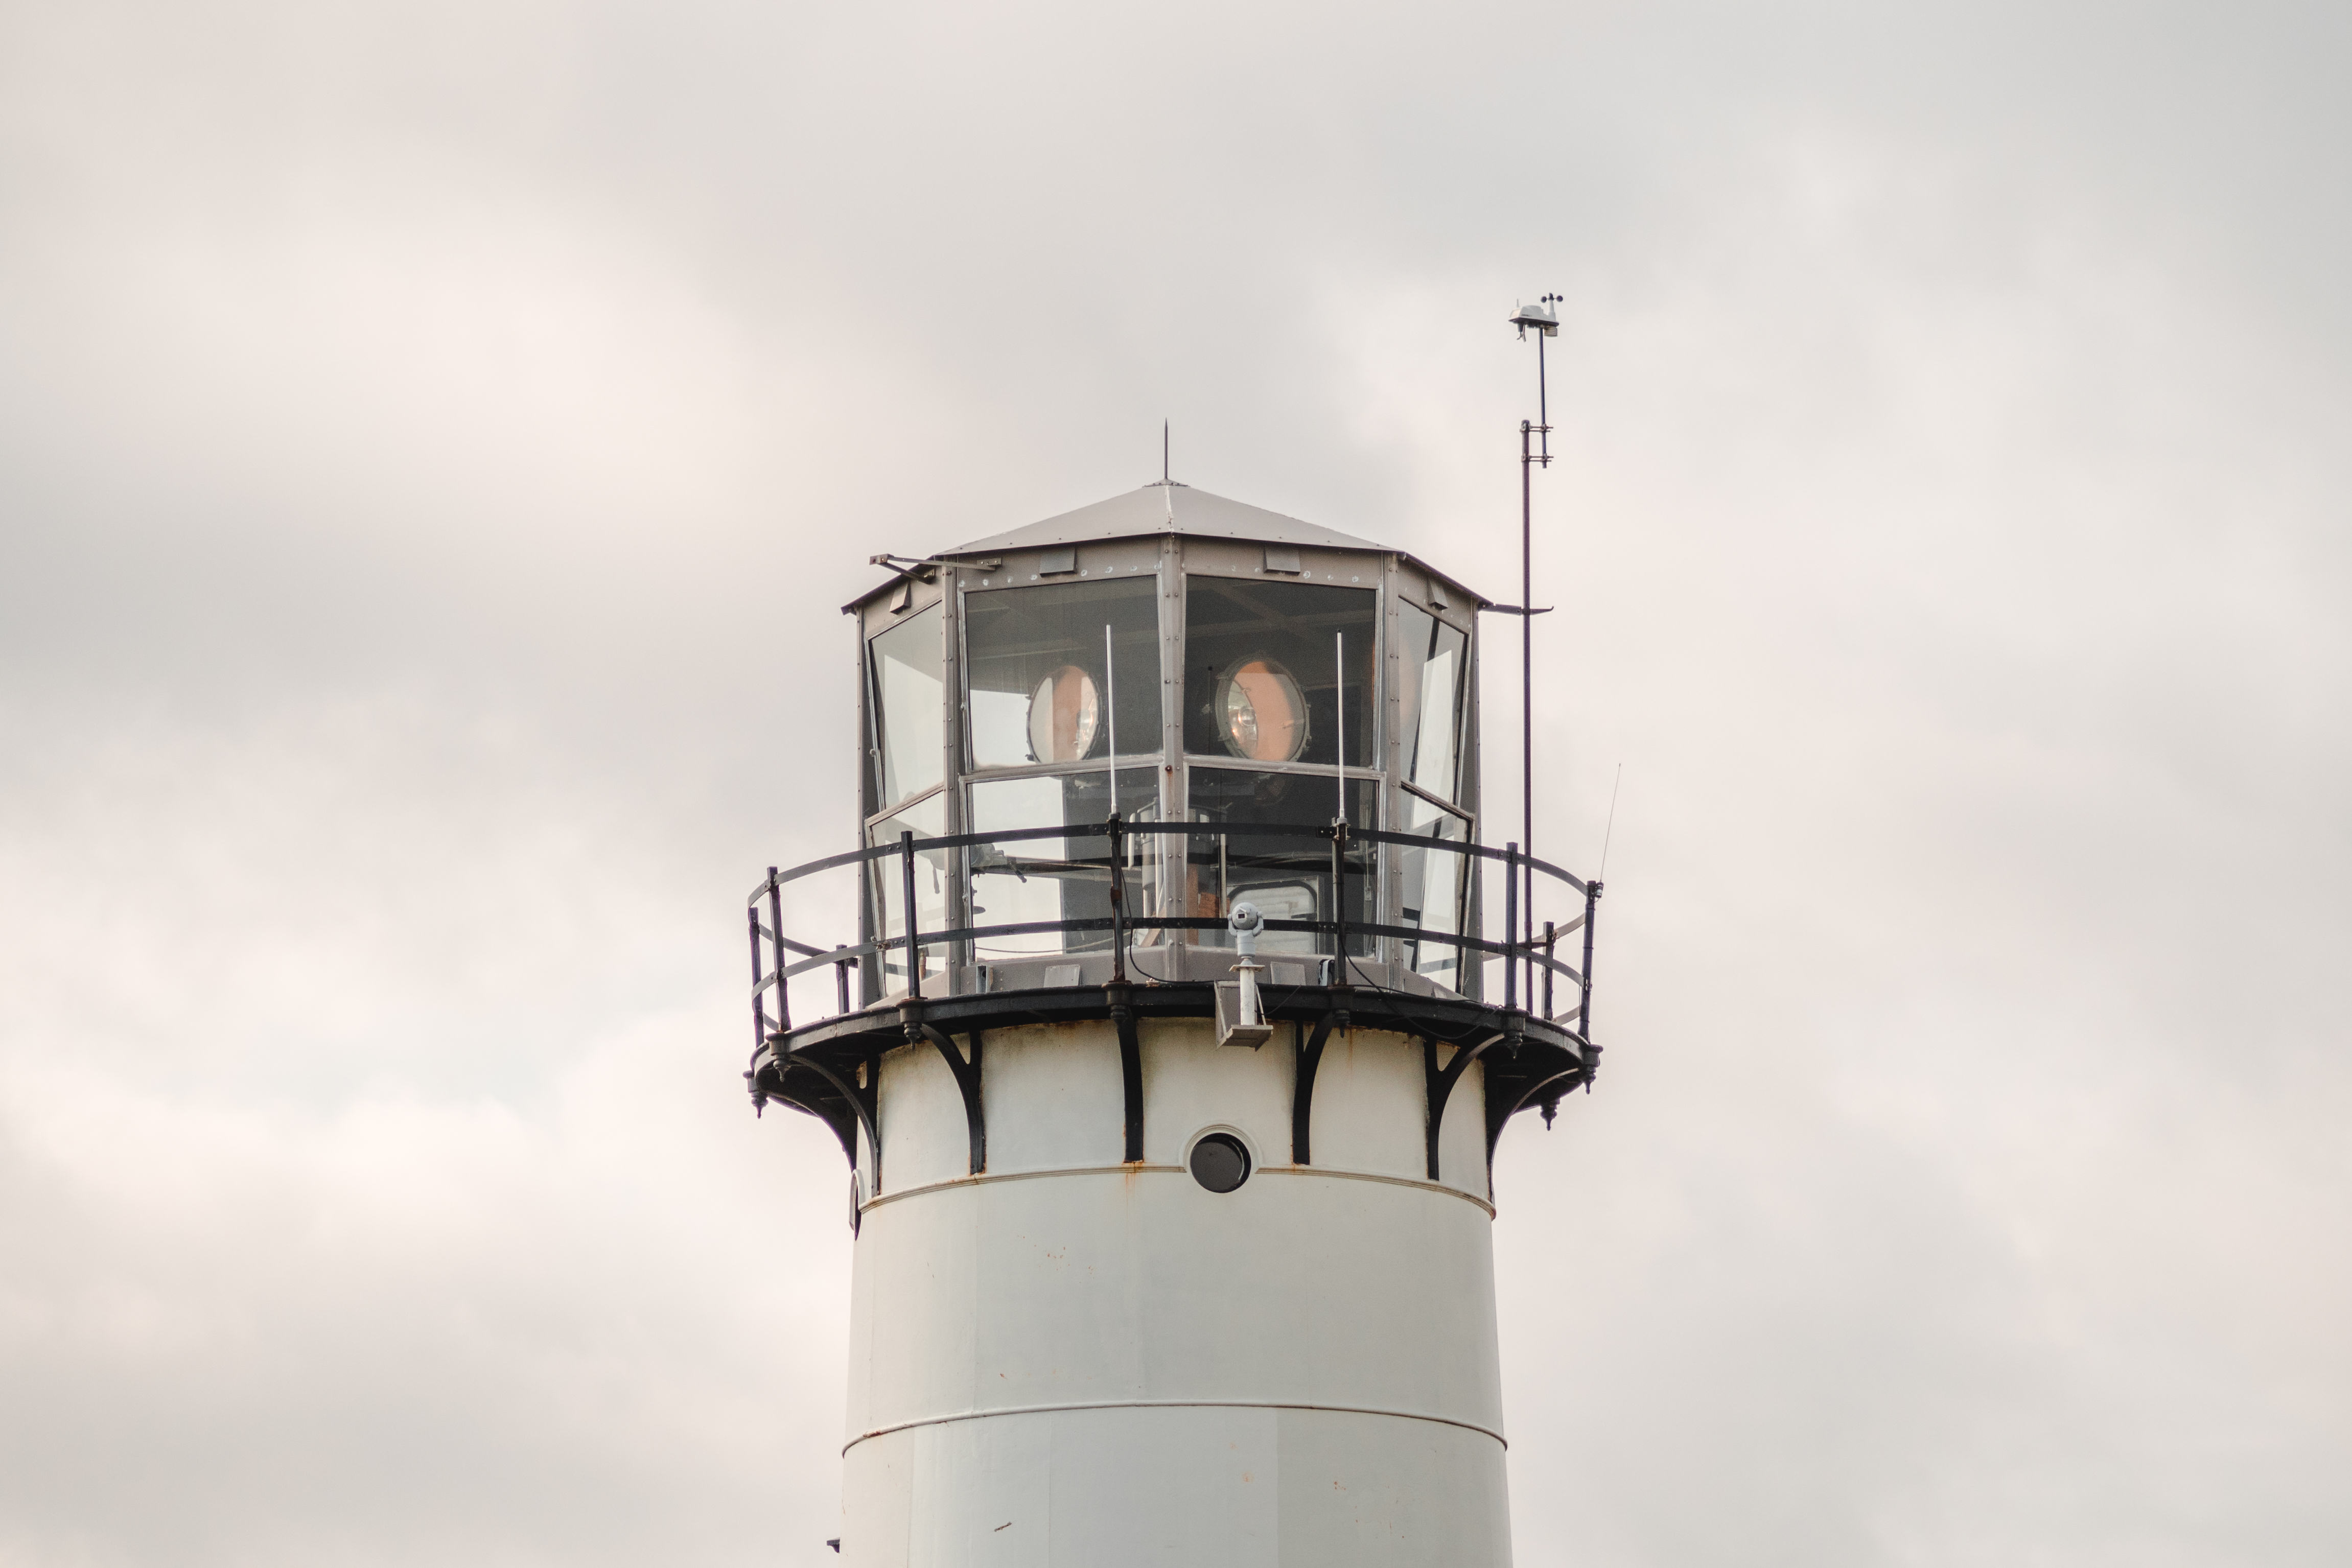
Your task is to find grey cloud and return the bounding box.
[2,1,2347,1564]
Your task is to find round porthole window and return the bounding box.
[1189,1132,1252,1193]
[1216,659,1308,762]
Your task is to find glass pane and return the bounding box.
[968,771,1159,957]
[1395,600,1469,806]
[1184,767,1375,957]
[870,791,948,990]
[1182,579,1376,767]
[965,579,1161,769]
[868,605,944,809]
[1398,790,1470,988]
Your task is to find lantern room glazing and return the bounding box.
[851,484,1485,1000]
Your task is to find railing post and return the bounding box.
[766,867,789,1034]
[1503,841,1520,1012]
[900,829,922,1001]
[833,946,852,1016]
[1330,818,1350,982]
[1581,879,1601,1038]
[747,904,769,1051]
[1106,812,1127,984]
[1543,919,1555,1019]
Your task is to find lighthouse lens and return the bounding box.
[1216,660,1307,762]
[1189,1132,1251,1193]
[1025,665,1100,763]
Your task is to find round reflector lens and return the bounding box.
[1217,659,1307,762]
[1026,664,1101,763]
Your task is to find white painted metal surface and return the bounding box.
[839,1017,1508,1565]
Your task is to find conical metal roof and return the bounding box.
[943,482,1386,556]
[928,482,1488,605]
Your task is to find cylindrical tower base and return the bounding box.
[836,1015,1509,1566]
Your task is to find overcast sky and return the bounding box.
[3,1,2348,1564]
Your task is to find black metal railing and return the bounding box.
[748,817,1599,1048]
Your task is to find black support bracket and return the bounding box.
[1291,995,1350,1166]
[782,1047,880,1196]
[1485,1066,1582,1164]
[1108,982,1144,1163]
[1423,1032,1505,1183]
[907,1007,985,1176]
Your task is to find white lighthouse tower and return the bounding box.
[745,480,1600,1565]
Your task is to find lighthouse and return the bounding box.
[744,479,1600,1565]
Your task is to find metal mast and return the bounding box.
[1509,293,1562,1004]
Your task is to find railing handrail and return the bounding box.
[772,915,1588,988]
[748,818,1586,902]
[744,813,1601,1047]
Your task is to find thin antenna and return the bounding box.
[1163,419,1169,484]
[1598,763,1623,880]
